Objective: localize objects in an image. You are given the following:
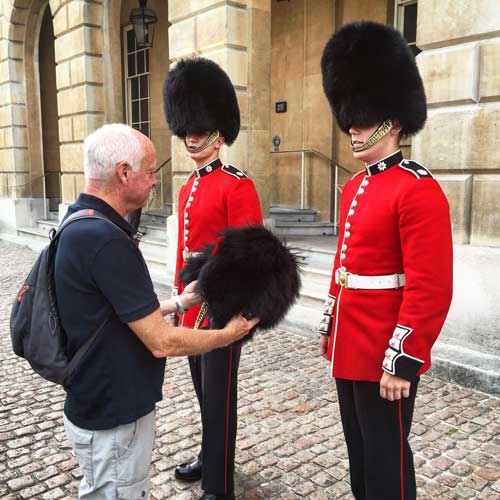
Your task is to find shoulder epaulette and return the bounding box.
[398,159,433,179]
[222,164,248,179]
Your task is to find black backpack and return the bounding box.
[10,209,116,387]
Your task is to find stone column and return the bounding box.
[167,0,271,214]
[53,0,104,206]
[0,1,29,200]
[413,0,500,246]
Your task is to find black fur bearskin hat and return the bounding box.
[321,21,427,136]
[163,57,240,145]
[178,226,301,342]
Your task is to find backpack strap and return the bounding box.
[64,312,112,387]
[50,209,116,242]
[49,208,126,387]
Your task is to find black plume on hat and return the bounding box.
[163,57,240,145]
[321,21,427,136]
[178,226,301,343]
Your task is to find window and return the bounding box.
[123,26,151,138]
[395,0,420,57]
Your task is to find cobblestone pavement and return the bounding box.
[1,240,500,500]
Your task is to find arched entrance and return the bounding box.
[38,3,61,211]
[13,0,61,208]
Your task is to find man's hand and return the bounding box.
[319,335,329,360]
[180,281,203,309]
[222,314,260,345]
[380,371,411,401]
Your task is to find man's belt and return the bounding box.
[335,269,406,289]
[182,249,202,261]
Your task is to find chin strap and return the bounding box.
[185,130,220,154]
[351,119,393,152]
[194,302,208,329]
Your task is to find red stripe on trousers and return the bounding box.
[224,348,233,496]
[398,399,404,500]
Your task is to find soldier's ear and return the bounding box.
[214,136,226,150]
[391,120,402,136]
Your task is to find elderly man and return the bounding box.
[54,123,257,500]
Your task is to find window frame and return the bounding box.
[394,0,419,56]
[122,25,152,138]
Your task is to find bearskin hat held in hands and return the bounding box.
[163,57,240,145]
[178,226,302,342]
[321,21,427,136]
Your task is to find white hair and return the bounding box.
[83,123,144,180]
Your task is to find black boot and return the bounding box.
[174,457,202,482]
[199,494,235,500]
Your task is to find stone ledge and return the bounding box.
[430,345,500,395]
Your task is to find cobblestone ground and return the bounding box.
[1,240,500,500]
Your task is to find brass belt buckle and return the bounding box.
[182,248,190,261]
[338,270,349,288]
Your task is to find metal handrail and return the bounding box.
[148,157,171,210]
[271,148,351,235]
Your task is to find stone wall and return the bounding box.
[414,0,500,246]
[270,0,334,221]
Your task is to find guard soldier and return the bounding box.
[318,22,453,500]
[163,57,263,500]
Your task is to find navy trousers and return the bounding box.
[335,378,419,500]
[189,344,241,497]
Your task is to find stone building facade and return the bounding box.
[1,0,499,245]
[0,1,499,387]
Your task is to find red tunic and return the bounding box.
[320,150,453,382]
[174,158,263,328]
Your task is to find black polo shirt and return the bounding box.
[55,193,164,430]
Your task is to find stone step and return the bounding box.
[17,226,170,286]
[280,302,323,336]
[139,235,168,261]
[431,342,500,395]
[143,254,169,284]
[17,226,51,244]
[275,222,336,237]
[37,219,58,232]
[301,265,332,282]
[298,280,329,308]
[269,207,317,223]
[141,205,172,225]
[0,231,47,253]
[139,223,168,240]
[292,245,336,270]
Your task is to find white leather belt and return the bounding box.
[335,269,406,289]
